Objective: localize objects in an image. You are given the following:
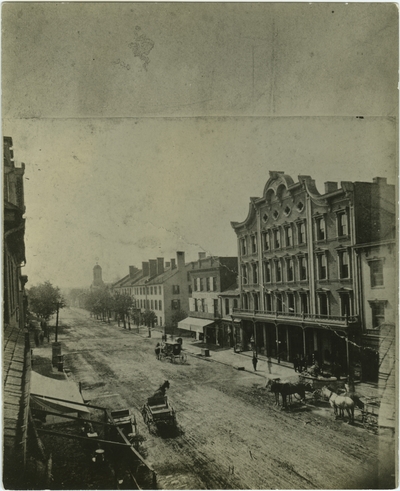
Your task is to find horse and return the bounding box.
[152,380,170,399]
[321,386,354,424]
[266,379,313,409]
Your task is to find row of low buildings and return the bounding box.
[112,171,396,384]
[111,252,239,347]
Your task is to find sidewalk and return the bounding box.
[184,340,297,381]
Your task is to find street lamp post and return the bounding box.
[55,302,60,343]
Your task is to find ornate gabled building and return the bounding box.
[231,171,395,381]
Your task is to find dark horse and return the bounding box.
[266,378,313,409]
[152,380,170,400]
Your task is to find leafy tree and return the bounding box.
[142,309,157,328]
[170,309,187,337]
[113,291,134,329]
[171,309,187,327]
[28,281,66,322]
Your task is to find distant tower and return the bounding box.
[92,263,104,288]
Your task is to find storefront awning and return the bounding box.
[178,317,214,333]
[30,371,89,414]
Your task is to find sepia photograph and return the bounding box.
[2,2,398,489]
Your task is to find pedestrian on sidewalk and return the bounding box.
[267,356,272,374]
[252,353,258,371]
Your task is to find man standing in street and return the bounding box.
[252,353,258,371]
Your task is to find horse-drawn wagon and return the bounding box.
[158,341,187,364]
[141,381,176,432]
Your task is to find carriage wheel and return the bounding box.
[180,353,187,364]
[159,353,167,362]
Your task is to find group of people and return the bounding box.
[31,319,50,347]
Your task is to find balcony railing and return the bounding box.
[232,308,358,326]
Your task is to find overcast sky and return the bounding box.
[2,2,398,288]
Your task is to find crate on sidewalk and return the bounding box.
[201,348,210,357]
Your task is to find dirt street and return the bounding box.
[51,308,379,489]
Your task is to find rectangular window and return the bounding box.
[263,232,270,251]
[194,299,198,312]
[252,263,258,284]
[337,212,348,236]
[319,294,329,316]
[264,261,271,283]
[214,299,219,315]
[339,250,350,278]
[196,278,201,291]
[286,258,294,281]
[150,299,154,309]
[241,264,248,284]
[275,260,282,282]
[285,226,293,247]
[233,299,238,309]
[300,293,309,314]
[370,260,384,287]
[315,217,325,241]
[265,293,272,311]
[159,286,162,295]
[241,237,247,256]
[298,222,306,244]
[340,294,351,317]
[287,293,295,313]
[251,234,257,253]
[317,254,327,280]
[201,299,205,312]
[172,285,180,294]
[211,277,217,291]
[206,277,210,291]
[371,302,385,329]
[171,299,180,310]
[299,256,307,280]
[188,285,192,294]
[276,294,283,312]
[225,298,230,315]
[273,229,280,249]
[150,287,153,295]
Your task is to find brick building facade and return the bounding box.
[231,171,395,381]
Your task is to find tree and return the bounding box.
[170,309,187,337]
[113,291,134,329]
[171,309,187,327]
[28,281,66,322]
[142,309,157,328]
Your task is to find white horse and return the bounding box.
[321,386,355,424]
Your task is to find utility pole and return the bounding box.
[55,302,60,343]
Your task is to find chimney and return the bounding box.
[373,177,387,185]
[165,261,171,269]
[177,251,185,270]
[324,181,338,194]
[142,261,149,277]
[129,266,136,279]
[170,258,176,269]
[157,257,164,275]
[149,259,157,277]
[198,252,206,260]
